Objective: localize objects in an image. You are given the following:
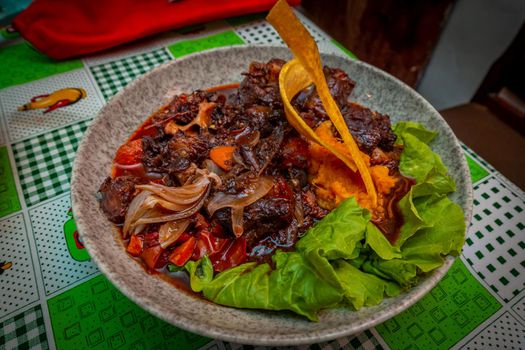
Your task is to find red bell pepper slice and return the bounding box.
[141,245,164,270]
[115,139,143,165]
[191,230,229,261]
[169,237,196,266]
[210,237,247,272]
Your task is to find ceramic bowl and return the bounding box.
[71,45,473,346]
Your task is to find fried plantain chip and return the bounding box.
[279,59,357,172]
[267,0,377,206]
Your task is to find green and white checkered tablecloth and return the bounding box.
[0,10,523,350]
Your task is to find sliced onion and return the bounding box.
[152,195,191,211]
[136,177,210,204]
[235,128,260,147]
[207,176,274,216]
[164,102,216,135]
[203,159,224,175]
[123,190,154,237]
[134,185,210,225]
[206,172,222,187]
[231,207,245,237]
[129,207,165,235]
[159,219,190,248]
[123,171,219,234]
[206,176,274,237]
[114,162,143,170]
[294,197,304,224]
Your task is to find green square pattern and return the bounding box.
[305,329,383,350]
[465,177,525,302]
[377,259,501,349]
[465,153,490,183]
[0,305,48,349]
[0,43,83,90]
[0,146,21,217]
[47,274,210,350]
[168,30,244,58]
[12,120,90,207]
[90,48,171,100]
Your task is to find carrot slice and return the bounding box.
[210,145,235,171]
[169,237,197,267]
[267,0,377,206]
[126,235,144,257]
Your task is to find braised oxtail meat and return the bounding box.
[151,90,224,126]
[99,58,415,275]
[278,136,310,169]
[98,176,145,224]
[142,131,209,176]
[342,102,397,154]
[292,66,355,128]
[293,66,355,113]
[236,59,285,108]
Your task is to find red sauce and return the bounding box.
[372,175,416,244]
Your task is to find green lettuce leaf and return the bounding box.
[333,260,401,309]
[365,122,466,286]
[395,122,457,246]
[295,197,368,287]
[362,258,418,287]
[184,255,214,292]
[365,222,401,260]
[201,252,342,321]
[393,121,437,144]
[400,194,465,271]
[296,197,369,260]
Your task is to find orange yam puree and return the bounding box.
[308,121,398,213]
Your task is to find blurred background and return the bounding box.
[1,0,524,188]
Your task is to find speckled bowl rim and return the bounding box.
[72,45,473,346]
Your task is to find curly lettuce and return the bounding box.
[183,122,466,320]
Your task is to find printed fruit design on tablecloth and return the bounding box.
[0,261,13,275]
[18,87,87,114]
[63,208,90,262]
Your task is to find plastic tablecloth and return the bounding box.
[0,11,524,350]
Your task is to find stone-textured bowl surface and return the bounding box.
[71,46,472,346]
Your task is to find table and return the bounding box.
[0,11,524,350]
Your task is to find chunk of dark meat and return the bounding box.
[216,169,258,194]
[213,176,295,246]
[277,136,310,169]
[235,59,285,108]
[370,145,404,172]
[98,176,144,224]
[292,66,356,128]
[254,125,284,174]
[142,131,209,176]
[342,102,397,154]
[293,66,355,112]
[247,186,327,263]
[243,176,294,247]
[151,90,225,126]
[301,186,328,219]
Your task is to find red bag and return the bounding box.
[13,0,300,60]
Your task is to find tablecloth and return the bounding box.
[0,11,524,350]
